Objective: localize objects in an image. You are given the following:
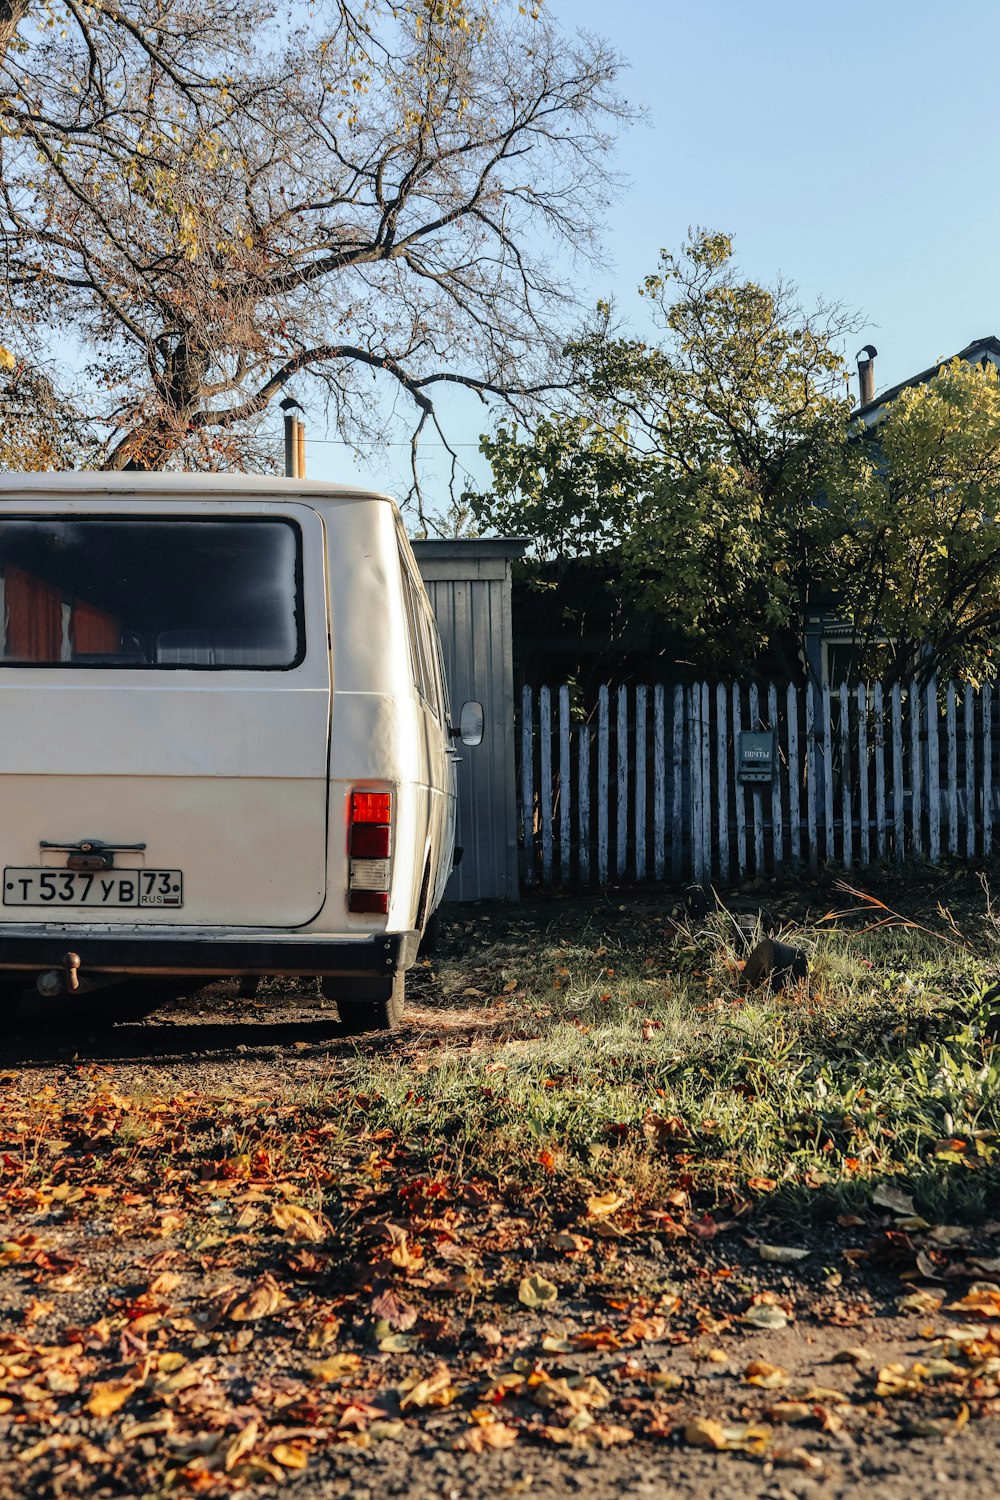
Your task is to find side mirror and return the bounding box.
[453,701,484,747]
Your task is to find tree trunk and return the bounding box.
[0,0,29,68]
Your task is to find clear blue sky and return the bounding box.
[303,0,1000,513]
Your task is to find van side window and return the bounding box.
[431,629,451,722]
[419,610,448,723]
[400,564,432,703]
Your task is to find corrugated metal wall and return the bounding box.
[413,541,524,901]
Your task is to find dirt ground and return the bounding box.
[0,885,998,1498]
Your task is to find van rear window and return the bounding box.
[0,517,302,669]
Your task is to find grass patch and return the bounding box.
[332,886,1000,1222]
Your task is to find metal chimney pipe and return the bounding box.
[283,413,297,477]
[856,344,878,407]
[295,417,306,479]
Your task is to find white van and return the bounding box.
[0,473,481,1032]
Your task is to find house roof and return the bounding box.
[854,334,1000,423]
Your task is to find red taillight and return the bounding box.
[348,788,392,914]
[352,791,391,824]
[348,890,389,915]
[351,822,390,858]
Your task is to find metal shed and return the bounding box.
[412,538,526,902]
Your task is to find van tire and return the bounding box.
[322,973,405,1034]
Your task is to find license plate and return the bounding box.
[3,868,184,908]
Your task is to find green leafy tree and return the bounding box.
[823,357,1000,689]
[477,231,858,675]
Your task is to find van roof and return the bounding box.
[0,472,398,505]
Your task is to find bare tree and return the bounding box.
[0,1,629,525]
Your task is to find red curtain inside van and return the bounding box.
[4,566,62,661]
[70,600,121,656]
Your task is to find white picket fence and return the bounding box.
[519,678,997,886]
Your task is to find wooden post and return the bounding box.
[689,684,703,881]
[578,721,591,884]
[521,684,533,886]
[787,682,801,868]
[822,683,834,862]
[892,684,904,861]
[839,682,852,869]
[732,683,746,878]
[768,683,782,872]
[946,681,958,856]
[749,683,764,875]
[873,682,886,860]
[671,685,684,881]
[701,682,712,878]
[654,685,666,881]
[616,685,628,878]
[805,682,818,871]
[965,684,976,859]
[909,677,922,856]
[927,677,940,863]
[857,684,869,866]
[635,686,647,881]
[985,684,993,858]
[716,683,729,882]
[559,686,571,885]
[539,686,552,885]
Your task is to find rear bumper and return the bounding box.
[0,930,418,978]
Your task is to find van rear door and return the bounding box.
[0,502,330,929]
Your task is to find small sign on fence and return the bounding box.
[737,730,775,784]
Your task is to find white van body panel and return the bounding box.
[0,475,459,983]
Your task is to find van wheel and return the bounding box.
[321,973,405,1035]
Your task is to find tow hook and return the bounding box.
[36,951,83,997]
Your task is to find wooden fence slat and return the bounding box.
[805,682,818,871]
[822,683,834,862]
[539,686,553,885]
[787,683,800,868]
[653,685,666,881]
[716,683,729,881]
[671,685,684,881]
[701,683,712,877]
[927,677,941,863]
[635,686,647,881]
[749,683,765,875]
[769,683,783,870]
[597,686,609,883]
[732,684,746,878]
[857,684,869,865]
[874,682,886,860]
[559,685,571,885]
[892,684,904,861]
[578,721,590,883]
[965,684,976,859]
[909,678,922,856]
[689,685,703,882]
[946,682,958,856]
[985,684,993,858]
[616,685,628,878]
[521,684,534,885]
[839,682,852,869]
